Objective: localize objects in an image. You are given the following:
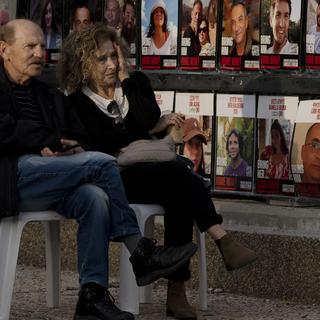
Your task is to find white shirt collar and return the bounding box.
[81,83,129,118]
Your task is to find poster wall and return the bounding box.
[260,0,301,70]
[175,92,214,177]
[256,96,298,195]
[220,0,260,71]
[141,0,178,69]
[180,0,217,70]
[215,94,255,192]
[291,100,320,198]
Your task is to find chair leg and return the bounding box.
[195,226,208,311]
[119,244,139,314]
[139,216,154,304]
[0,217,25,320]
[44,221,61,308]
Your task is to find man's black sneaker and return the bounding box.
[73,282,134,320]
[129,237,197,286]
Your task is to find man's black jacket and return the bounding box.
[0,65,84,218]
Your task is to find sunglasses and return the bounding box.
[199,27,208,33]
[107,100,125,130]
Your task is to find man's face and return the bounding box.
[231,4,248,47]
[73,7,91,32]
[191,3,202,28]
[2,23,45,84]
[269,0,290,46]
[301,124,320,183]
[228,133,240,160]
[105,0,120,28]
[123,4,135,29]
[89,40,119,89]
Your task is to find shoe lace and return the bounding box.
[104,289,116,305]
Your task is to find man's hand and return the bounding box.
[114,43,129,82]
[41,139,84,157]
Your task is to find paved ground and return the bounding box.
[9,266,320,320]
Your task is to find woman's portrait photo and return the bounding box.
[216,117,254,178]
[30,0,63,50]
[141,0,178,56]
[259,119,291,180]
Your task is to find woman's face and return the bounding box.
[45,2,53,29]
[271,128,281,151]
[89,40,119,90]
[183,137,203,172]
[153,7,165,28]
[198,21,209,45]
[228,133,240,159]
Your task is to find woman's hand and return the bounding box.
[149,112,185,135]
[114,43,129,82]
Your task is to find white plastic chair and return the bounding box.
[119,204,208,315]
[0,210,63,320]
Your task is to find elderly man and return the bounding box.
[0,19,196,320]
[301,123,320,184]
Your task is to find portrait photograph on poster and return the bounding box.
[306,0,320,69]
[215,94,255,192]
[64,0,103,34]
[175,92,214,179]
[291,100,320,198]
[220,0,260,71]
[141,0,178,69]
[29,0,63,64]
[180,0,217,70]
[103,0,137,67]
[256,96,298,195]
[103,0,121,29]
[260,0,301,70]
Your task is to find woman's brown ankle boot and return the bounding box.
[166,281,197,319]
[215,233,257,271]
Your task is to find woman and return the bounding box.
[224,129,250,177]
[41,0,62,49]
[58,24,256,320]
[145,0,176,55]
[261,120,289,179]
[198,18,215,56]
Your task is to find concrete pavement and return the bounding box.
[9,266,320,320]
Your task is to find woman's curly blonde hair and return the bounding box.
[57,23,129,93]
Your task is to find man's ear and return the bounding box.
[0,40,10,61]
